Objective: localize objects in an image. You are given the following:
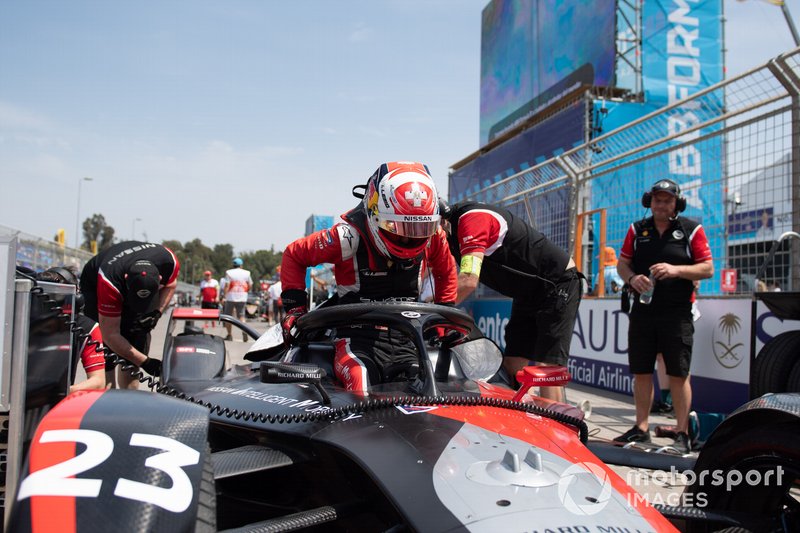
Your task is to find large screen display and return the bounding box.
[480,0,616,145]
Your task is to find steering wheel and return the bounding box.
[381,361,420,383]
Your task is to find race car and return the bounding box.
[8,302,799,532]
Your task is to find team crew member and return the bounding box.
[200,269,221,328]
[615,179,713,453]
[80,241,180,389]
[71,314,106,392]
[223,258,253,341]
[200,270,220,309]
[37,267,106,392]
[280,161,457,392]
[440,201,582,402]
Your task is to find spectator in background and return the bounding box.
[37,267,106,392]
[80,241,179,389]
[200,270,220,328]
[223,257,253,341]
[615,179,713,453]
[603,246,624,295]
[268,269,284,324]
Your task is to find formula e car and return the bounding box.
[9,302,800,532]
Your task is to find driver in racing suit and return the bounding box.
[280,161,457,393]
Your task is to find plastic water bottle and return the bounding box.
[639,273,656,305]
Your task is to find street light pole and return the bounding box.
[782,2,800,46]
[132,217,142,240]
[75,177,93,249]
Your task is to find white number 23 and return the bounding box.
[18,429,200,513]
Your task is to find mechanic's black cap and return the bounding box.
[125,260,160,312]
[650,179,680,197]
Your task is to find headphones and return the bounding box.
[39,267,84,312]
[641,179,687,213]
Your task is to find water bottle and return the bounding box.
[638,273,656,305]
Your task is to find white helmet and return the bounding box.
[363,161,440,260]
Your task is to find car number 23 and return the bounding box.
[17,429,200,513]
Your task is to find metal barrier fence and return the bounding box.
[459,48,800,296]
[0,224,93,272]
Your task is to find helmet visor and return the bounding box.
[378,213,440,238]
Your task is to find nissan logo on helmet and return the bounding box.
[403,215,434,222]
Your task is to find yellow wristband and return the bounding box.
[460,255,483,276]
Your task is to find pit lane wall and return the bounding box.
[465,297,800,414]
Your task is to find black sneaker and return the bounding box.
[614,426,651,443]
[673,432,691,453]
[650,400,674,414]
[225,334,233,341]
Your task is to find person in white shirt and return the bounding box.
[267,273,284,324]
[223,257,253,341]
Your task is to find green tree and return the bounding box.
[241,249,282,282]
[211,243,235,276]
[82,214,116,252]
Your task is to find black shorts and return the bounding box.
[106,331,151,371]
[223,300,246,318]
[201,301,219,310]
[628,312,693,377]
[503,268,582,366]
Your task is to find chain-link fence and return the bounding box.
[459,47,800,296]
[0,224,93,272]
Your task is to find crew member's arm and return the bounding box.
[451,210,495,304]
[649,260,713,281]
[71,323,107,392]
[98,314,149,366]
[652,224,714,281]
[427,228,457,304]
[281,227,343,299]
[616,255,642,292]
[70,369,105,393]
[617,224,648,293]
[456,253,483,304]
[158,280,177,313]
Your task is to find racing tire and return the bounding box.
[684,421,800,533]
[786,357,800,393]
[751,331,800,397]
[195,444,217,533]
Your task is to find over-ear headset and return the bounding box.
[38,267,84,312]
[641,179,687,213]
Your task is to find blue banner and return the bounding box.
[591,0,724,293]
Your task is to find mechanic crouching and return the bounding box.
[280,161,457,393]
[80,241,180,389]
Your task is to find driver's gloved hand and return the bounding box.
[140,357,162,377]
[133,310,162,332]
[281,306,307,346]
[280,289,310,346]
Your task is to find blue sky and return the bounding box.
[1,0,798,252]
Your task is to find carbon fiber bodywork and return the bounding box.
[11,302,674,532]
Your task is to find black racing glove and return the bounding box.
[133,310,162,332]
[281,289,309,314]
[140,357,162,377]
